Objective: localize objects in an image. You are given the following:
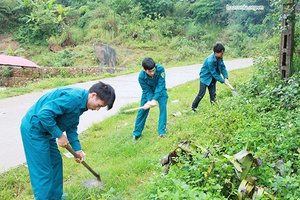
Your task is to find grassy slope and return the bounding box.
[0,66,255,199]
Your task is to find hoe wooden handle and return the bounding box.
[228,84,235,90]
[66,144,101,181]
[123,106,144,113]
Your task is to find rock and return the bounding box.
[93,43,118,68]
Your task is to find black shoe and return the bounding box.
[132,135,140,141]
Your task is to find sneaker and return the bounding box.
[191,108,197,113]
[159,134,166,138]
[132,135,140,141]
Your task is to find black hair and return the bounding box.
[89,81,116,110]
[213,43,225,53]
[142,57,156,70]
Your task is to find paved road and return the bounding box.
[0,58,253,173]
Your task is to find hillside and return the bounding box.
[0,1,299,199]
[1,0,288,71]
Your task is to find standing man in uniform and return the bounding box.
[132,57,168,140]
[191,43,231,112]
[20,81,115,200]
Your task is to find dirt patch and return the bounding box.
[0,34,20,51]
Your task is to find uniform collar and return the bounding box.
[212,53,222,62]
[142,66,157,79]
[81,90,89,111]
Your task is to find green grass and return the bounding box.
[2,65,299,199]
[0,66,256,199]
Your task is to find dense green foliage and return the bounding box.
[142,60,299,200]
[1,0,297,69]
[0,0,299,199]
[0,65,299,199]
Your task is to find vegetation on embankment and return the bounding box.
[1,0,296,71]
[0,59,299,199]
[1,0,299,99]
[0,0,299,199]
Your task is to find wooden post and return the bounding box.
[278,0,296,79]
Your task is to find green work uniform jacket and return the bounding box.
[138,64,167,101]
[22,87,88,151]
[200,53,228,86]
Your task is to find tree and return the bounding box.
[13,0,71,45]
[133,0,174,18]
[0,0,20,33]
[227,0,271,36]
[188,0,230,26]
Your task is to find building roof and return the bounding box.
[0,54,40,68]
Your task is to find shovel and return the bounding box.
[228,84,239,96]
[66,144,105,189]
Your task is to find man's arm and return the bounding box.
[208,61,225,83]
[66,123,81,151]
[220,60,228,80]
[139,75,154,101]
[153,65,166,100]
[37,96,73,138]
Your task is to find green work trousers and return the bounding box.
[20,121,63,200]
[133,93,168,136]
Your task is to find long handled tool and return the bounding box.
[228,84,239,96]
[122,104,158,113]
[122,106,144,113]
[66,144,105,189]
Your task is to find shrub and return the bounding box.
[0,66,13,77]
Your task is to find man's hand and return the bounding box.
[143,102,151,110]
[143,100,157,110]
[224,78,230,86]
[148,100,157,107]
[75,150,85,163]
[57,134,69,148]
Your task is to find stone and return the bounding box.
[93,43,118,68]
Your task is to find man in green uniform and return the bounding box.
[191,43,231,112]
[20,81,115,200]
[132,57,168,140]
